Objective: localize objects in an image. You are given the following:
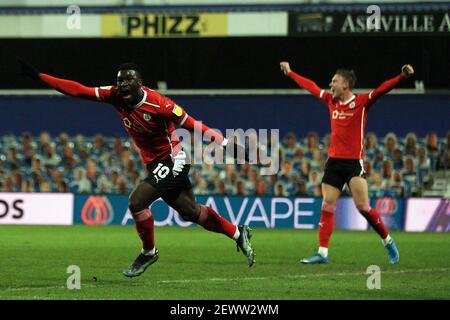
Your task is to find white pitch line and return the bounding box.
[156,268,450,284]
[1,268,448,293]
[1,285,66,292]
[0,284,96,293]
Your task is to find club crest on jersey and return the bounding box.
[349,102,356,109]
[143,113,152,121]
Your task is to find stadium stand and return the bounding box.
[1,131,448,197]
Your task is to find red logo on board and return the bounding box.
[81,196,114,225]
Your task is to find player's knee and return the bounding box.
[322,194,339,207]
[321,201,336,214]
[128,196,146,213]
[179,203,200,222]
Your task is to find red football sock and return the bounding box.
[132,208,155,250]
[319,205,335,248]
[198,205,238,239]
[366,208,389,239]
[356,204,389,239]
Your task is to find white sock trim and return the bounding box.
[141,247,156,256]
[382,234,392,246]
[232,227,240,240]
[318,247,328,257]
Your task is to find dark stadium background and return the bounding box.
[1,36,449,89]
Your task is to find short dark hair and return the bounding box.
[117,62,142,78]
[335,68,357,89]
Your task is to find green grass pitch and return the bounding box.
[0,225,449,300]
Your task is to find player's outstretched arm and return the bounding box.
[280,61,324,99]
[181,115,249,162]
[368,64,414,104]
[18,59,98,101]
[181,114,227,146]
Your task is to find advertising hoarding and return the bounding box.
[0,193,73,225]
[74,195,407,231]
[405,198,450,232]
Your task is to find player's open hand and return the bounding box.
[18,58,40,80]
[280,62,291,76]
[401,64,414,78]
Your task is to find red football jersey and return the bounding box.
[95,86,187,164]
[288,71,404,160]
[318,91,372,159]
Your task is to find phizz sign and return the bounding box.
[0,193,73,225]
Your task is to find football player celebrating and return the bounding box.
[280,61,414,264]
[19,60,255,276]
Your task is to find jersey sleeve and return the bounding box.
[366,74,404,108]
[158,96,189,125]
[288,71,331,106]
[158,96,226,145]
[94,86,115,103]
[181,114,226,145]
[39,73,98,101]
[357,93,371,109]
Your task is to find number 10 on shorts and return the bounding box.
[153,163,170,182]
